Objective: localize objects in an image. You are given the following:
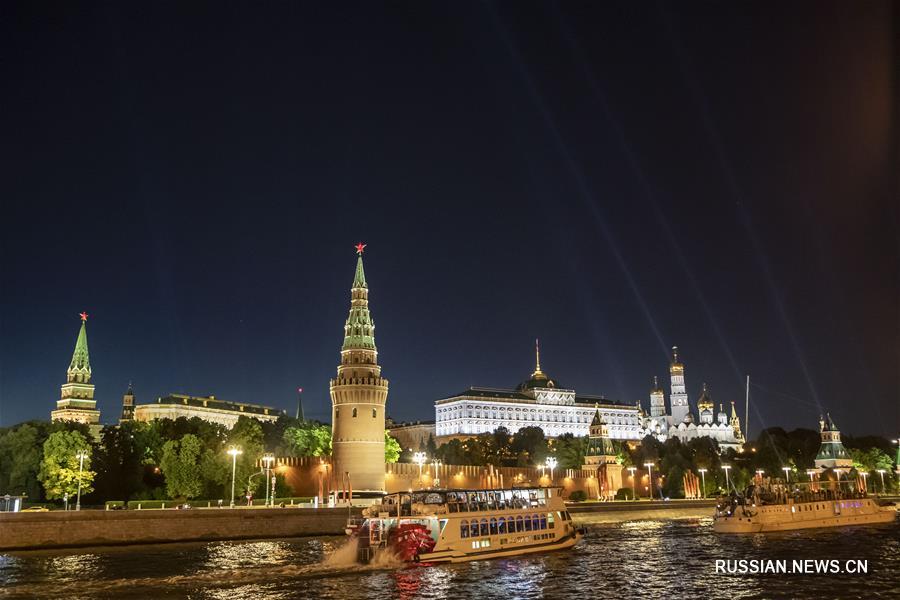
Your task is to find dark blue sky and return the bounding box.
[1,2,896,437]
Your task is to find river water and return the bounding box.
[1,515,898,599]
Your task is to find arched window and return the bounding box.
[490,517,498,535]
[352,407,358,418]
[460,520,469,538]
[498,517,507,534]
[524,515,532,531]
[470,520,480,537]
[480,518,489,536]
[540,514,547,529]
[532,514,540,530]
[515,516,524,532]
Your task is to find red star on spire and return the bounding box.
[355,242,367,255]
[79,312,89,322]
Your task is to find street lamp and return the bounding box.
[262,453,275,507]
[755,469,765,480]
[860,471,869,493]
[432,459,442,487]
[644,462,655,500]
[538,463,546,477]
[698,468,707,498]
[877,469,886,494]
[75,450,88,511]
[628,467,637,500]
[782,466,791,483]
[413,452,427,487]
[722,464,732,492]
[227,446,243,507]
[546,457,558,484]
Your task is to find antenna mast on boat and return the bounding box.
[745,375,750,441]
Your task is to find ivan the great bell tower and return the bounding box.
[329,243,389,493]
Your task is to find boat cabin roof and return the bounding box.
[379,487,558,506]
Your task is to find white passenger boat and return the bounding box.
[347,487,583,563]
[713,483,896,533]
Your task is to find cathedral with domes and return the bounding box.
[638,347,745,451]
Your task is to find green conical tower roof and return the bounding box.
[342,244,376,351]
[68,315,91,375]
[353,253,367,289]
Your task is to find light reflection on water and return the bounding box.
[1,517,897,599]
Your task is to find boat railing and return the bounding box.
[724,483,870,509]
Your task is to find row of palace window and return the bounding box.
[335,408,377,418]
[440,408,635,426]
[459,513,552,538]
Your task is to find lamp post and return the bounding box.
[546,457,558,484]
[698,468,707,498]
[755,469,765,481]
[75,450,88,511]
[877,469,886,494]
[227,446,243,507]
[644,462,655,500]
[722,464,732,492]
[782,466,791,483]
[539,464,546,478]
[432,459,442,487]
[262,454,275,507]
[860,471,868,493]
[413,452,427,488]
[628,467,637,500]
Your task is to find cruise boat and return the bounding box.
[713,483,896,533]
[347,487,583,563]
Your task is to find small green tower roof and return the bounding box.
[69,313,91,373]
[353,246,368,289]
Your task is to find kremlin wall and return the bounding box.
[270,456,625,500]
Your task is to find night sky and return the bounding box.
[1,2,896,437]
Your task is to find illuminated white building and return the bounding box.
[134,394,284,429]
[639,347,745,451]
[434,342,643,442]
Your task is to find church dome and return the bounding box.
[682,412,694,424]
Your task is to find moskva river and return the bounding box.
[1,515,898,599]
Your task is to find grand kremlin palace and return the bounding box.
[435,343,644,442]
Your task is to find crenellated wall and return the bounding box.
[275,458,607,499]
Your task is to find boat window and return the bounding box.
[532,514,541,530]
[490,517,498,535]
[547,512,555,528]
[461,520,469,538]
[540,514,548,529]
[480,518,489,536]
[524,515,532,531]
[516,516,525,532]
[439,519,448,535]
[498,517,506,534]
[470,521,480,537]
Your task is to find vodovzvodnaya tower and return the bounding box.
[329,243,389,493]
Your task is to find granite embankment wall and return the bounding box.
[568,499,718,523]
[0,507,361,552]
